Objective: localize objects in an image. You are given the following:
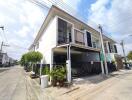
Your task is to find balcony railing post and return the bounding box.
[72,27,75,44]
[84,30,88,47]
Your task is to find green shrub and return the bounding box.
[41,66,50,75]
[50,65,67,86]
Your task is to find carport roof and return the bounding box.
[54,43,100,53]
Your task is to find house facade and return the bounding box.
[29,6,118,82]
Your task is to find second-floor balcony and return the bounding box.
[57,17,100,50]
[104,41,118,54]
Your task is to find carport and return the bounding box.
[53,44,102,80]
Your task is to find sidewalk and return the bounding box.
[27,69,132,100]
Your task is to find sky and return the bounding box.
[0,0,132,60]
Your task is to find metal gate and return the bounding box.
[71,62,102,77]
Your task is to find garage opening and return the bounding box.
[53,46,102,78]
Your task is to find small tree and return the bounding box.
[127,51,132,60]
[20,53,30,71]
[20,53,28,66]
[26,51,43,74]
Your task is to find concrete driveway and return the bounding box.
[59,70,132,100]
[89,70,132,100]
[44,70,132,100]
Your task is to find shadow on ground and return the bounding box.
[73,74,110,85]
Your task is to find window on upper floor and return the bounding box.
[114,45,118,53]
[108,42,117,53]
[74,29,85,45]
[58,18,72,44]
[92,36,100,48]
[92,42,97,48]
[104,42,108,53]
[86,31,92,47]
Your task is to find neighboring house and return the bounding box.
[9,57,15,66]
[29,5,118,81]
[103,38,123,70]
[103,39,117,61]
[0,51,15,67]
[0,53,9,67]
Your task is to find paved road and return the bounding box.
[0,66,39,100]
[0,67,10,73]
[0,66,27,100]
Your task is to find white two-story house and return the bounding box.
[29,5,118,82]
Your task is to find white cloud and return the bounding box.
[20,1,46,28]
[88,0,132,55]
[17,26,30,37]
[90,0,109,12]
[62,0,81,9]
[0,0,49,59]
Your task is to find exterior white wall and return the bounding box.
[36,16,57,64]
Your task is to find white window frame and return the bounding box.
[56,16,74,45]
[91,35,99,48]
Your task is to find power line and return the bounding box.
[1,41,28,50]
[28,0,51,9]
[29,0,132,42]
[52,0,132,36]
[2,29,8,43]
[10,44,28,50]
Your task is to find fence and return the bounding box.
[71,61,117,77]
[28,62,116,77]
[71,62,102,77]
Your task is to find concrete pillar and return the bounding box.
[66,60,71,83]
[72,25,75,44]
[66,45,71,83]
[101,61,105,74]
[50,50,53,83]
[84,30,88,47]
[40,60,43,76]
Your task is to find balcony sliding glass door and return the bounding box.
[86,31,92,47]
[58,18,72,45]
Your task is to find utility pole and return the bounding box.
[120,40,127,68]
[0,26,10,53]
[98,25,108,75]
[0,41,4,52]
[120,35,132,68]
[0,41,10,53]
